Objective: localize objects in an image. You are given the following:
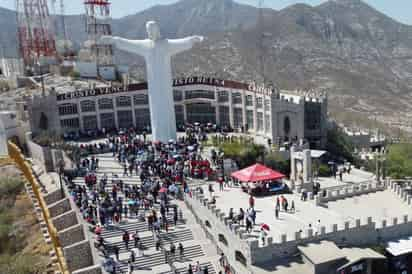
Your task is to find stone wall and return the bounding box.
[58,224,85,247]
[44,189,65,205]
[187,189,412,270]
[63,240,94,272]
[48,198,71,218]
[52,210,79,231]
[186,192,252,270]
[249,214,412,265]
[26,133,54,172]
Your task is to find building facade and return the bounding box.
[28,76,328,148]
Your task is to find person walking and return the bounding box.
[246,217,252,233]
[188,264,193,274]
[195,261,201,274]
[173,207,178,226]
[155,238,161,251]
[133,231,140,248]
[123,231,130,250]
[170,242,176,261]
[219,253,225,267]
[128,260,134,274]
[249,195,254,209]
[178,242,184,260]
[130,249,135,263]
[114,245,119,261]
[260,228,267,245]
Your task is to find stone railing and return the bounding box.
[316,180,387,205]
[248,213,412,265]
[186,185,412,267]
[185,191,252,273]
[389,180,412,206]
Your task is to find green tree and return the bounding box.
[326,128,355,162]
[386,143,412,179]
[264,152,290,175]
[219,141,266,168]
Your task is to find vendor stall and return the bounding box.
[231,163,286,196]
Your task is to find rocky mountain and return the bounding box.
[1,0,412,132]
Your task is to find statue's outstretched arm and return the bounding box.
[168,36,204,55]
[101,36,150,57]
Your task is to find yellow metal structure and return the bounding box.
[7,141,70,274]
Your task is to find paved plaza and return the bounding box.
[200,175,412,242]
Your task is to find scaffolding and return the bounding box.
[16,0,57,70]
[84,0,114,67]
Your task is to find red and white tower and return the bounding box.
[84,0,114,67]
[16,0,57,70]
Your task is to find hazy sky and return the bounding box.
[1,0,411,25]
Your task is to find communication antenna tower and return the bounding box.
[84,0,114,67]
[16,0,57,71]
[258,0,265,84]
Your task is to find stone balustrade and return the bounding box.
[186,187,412,267]
[316,181,387,205]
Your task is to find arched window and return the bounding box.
[284,116,291,135]
[218,234,228,246]
[235,250,247,266]
[80,100,96,112]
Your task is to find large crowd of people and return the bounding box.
[65,129,232,273]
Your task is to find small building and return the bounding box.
[298,241,386,274]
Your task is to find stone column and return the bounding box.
[242,91,247,130]
[228,90,234,127]
[95,98,101,130]
[303,149,312,183]
[130,95,137,127]
[77,101,84,132]
[183,104,188,124]
[253,92,257,132]
[290,146,296,182]
[113,98,119,130]
[215,103,220,126]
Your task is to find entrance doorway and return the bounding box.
[186,103,216,124]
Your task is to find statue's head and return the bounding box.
[146,21,161,41]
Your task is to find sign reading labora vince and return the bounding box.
[57,76,273,101]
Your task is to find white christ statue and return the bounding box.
[102,21,204,142]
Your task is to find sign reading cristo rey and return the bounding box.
[102,21,204,142]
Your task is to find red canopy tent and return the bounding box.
[231,163,285,182]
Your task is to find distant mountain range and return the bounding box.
[2,0,412,132]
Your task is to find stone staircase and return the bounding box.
[71,153,222,274]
